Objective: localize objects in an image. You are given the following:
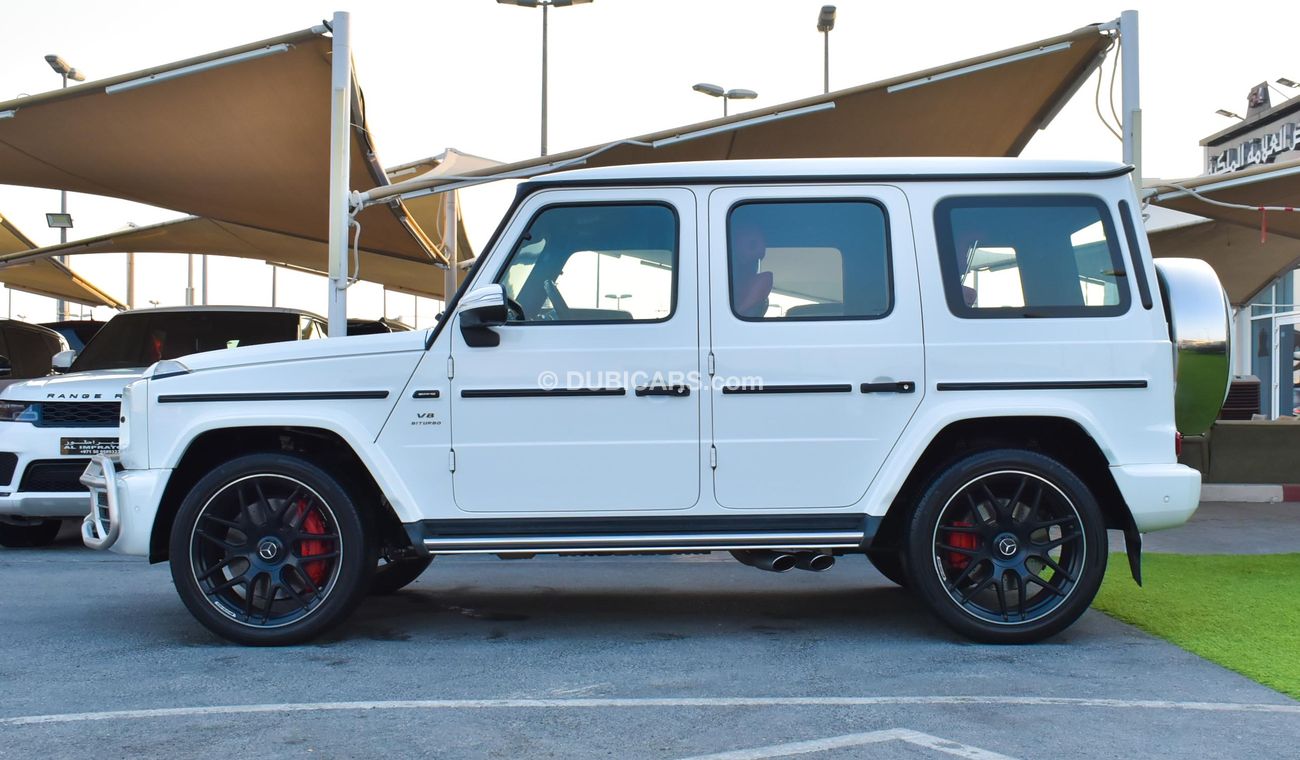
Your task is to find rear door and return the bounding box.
[707,185,924,509]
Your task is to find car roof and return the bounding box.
[113,305,322,319]
[531,157,1131,186]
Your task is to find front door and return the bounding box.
[449,188,701,512]
[707,185,924,509]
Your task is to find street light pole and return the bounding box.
[692,83,758,118]
[817,6,837,94]
[44,55,85,320]
[499,0,593,157]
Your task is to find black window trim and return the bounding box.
[1117,199,1154,310]
[724,197,895,323]
[933,193,1132,320]
[489,199,682,327]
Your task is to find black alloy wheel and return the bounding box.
[905,449,1107,643]
[170,454,372,645]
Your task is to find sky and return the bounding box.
[0,0,1293,325]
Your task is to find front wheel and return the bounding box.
[0,519,62,548]
[169,454,374,646]
[904,449,1107,644]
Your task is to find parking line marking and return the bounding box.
[677,728,1018,760]
[2,695,1298,727]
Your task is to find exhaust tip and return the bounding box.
[768,553,797,572]
[795,552,835,572]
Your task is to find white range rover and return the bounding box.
[82,158,1229,646]
[0,306,325,547]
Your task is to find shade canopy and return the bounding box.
[0,26,438,265]
[372,24,1112,204]
[1147,159,1300,305]
[0,216,124,308]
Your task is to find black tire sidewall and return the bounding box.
[168,453,373,646]
[905,448,1108,644]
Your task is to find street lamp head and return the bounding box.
[497,0,541,6]
[817,5,837,32]
[551,0,593,5]
[693,82,725,98]
[66,69,85,82]
[726,88,758,100]
[1278,78,1299,89]
[1215,109,1245,120]
[44,54,75,76]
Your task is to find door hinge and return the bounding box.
[707,352,716,376]
[447,356,455,379]
[448,449,456,472]
[709,445,717,469]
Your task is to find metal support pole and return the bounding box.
[540,3,549,156]
[56,71,69,322]
[126,253,135,309]
[270,265,278,307]
[185,254,195,305]
[326,10,352,337]
[444,190,459,309]
[823,31,830,94]
[1119,9,1141,191]
[201,254,208,304]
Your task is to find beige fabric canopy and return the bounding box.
[374,24,1112,204]
[0,216,124,308]
[1147,159,1300,305]
[0,26,438,264]
[0,216,453,301]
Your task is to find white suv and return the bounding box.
[82,158,1229,645]
[0,306,324,547]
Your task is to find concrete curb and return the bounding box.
[1200,483,1300,503]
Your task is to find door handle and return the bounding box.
[636,384,691,397]
[860,381,916,394]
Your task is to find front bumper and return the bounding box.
[80,456,169,555]
[1,420,117,520]
[1111,462,1202,532]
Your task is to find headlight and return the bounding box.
[0,401,38,423]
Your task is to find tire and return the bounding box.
[169,453,374,646]
[865,549,909,588]
[0,519,62,548]
[370,556,432,595]
[904,448,1107,644]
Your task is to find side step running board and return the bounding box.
[422,531,865,555]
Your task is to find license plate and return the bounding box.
[60,437,119,456]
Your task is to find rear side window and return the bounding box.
[935,195,1129,318]
[727,200,891,320]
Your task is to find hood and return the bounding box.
[0,368,145,402]
[177,328,432,373]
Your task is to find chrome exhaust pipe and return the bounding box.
[730,550,797,573]
[793,552,834,572]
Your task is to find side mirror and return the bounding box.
[458,284,509,348]
[0,355,11,378]
[51,349,78,373]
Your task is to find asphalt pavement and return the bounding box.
[1,506,1297,759]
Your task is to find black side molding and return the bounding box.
[936,380,1148,392]
[460,388,626,399]
[157,391,389,404]
[722,384,852,395]
[635,385,691,397]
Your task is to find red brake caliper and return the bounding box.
[296,500,331,585]
[944,521,978,570]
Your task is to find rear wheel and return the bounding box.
[169,453,373,646]
[905,449,1107,643]
[0,519,62,548]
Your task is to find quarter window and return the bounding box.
[496,203,677,323]
[727,200,891,320]
[935,196,1130,317]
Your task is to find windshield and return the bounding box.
[71,311,300,372]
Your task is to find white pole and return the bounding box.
[326,11,352,337]
[125,252,135,310]
[185,254,195,305]
[444,189,459,307]
[1120,9,1141,191]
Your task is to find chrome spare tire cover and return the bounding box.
[1154,258,1231,436]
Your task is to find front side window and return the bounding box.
[496,203,677,323]
[935,195,1129,318]
[727,200,891,320]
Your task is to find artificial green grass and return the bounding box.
[1093,553,1300,699]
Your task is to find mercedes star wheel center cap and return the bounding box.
[257,538,281,562]
[996,535,1019,557]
